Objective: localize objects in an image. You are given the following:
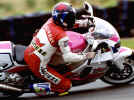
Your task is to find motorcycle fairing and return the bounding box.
[112,46,133,70]
[66,31,87,53]
[0,41,14,70]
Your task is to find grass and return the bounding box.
[89,0,117,8]
[0,0,118,18]
[121,38,134,49]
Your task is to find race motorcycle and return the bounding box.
[0,30,134,98]
[84,15,134,85]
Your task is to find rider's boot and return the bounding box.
[30,82,69,96]
[30,82,53,96]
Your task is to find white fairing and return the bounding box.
[93,17,120,40]
[0,54,13,70]
[89,39,116,51]
[117,47,132,59]
[92,18,134,70]
[72,49,113,74]
[91,50,113,64]
[85,17,120,48]
[0,41,14,70]
[112,46,133,70]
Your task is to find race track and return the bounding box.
[10,80,134,100]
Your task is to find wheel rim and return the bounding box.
[108,63,133,80]
[102,57,134,84]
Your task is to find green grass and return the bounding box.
[89,0,117,8]
[0,0,118,18]
[121,38,134,49]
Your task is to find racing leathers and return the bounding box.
[24,18,93,94]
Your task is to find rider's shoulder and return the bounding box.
[43,18,65,33]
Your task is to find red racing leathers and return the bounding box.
[24,18,88,93]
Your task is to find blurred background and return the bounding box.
[0,0,134,46]
[0,0,118,17]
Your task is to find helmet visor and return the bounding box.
[64,11,76,29]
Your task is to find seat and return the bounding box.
[14,44,27,64]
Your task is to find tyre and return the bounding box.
[101,57,134,85]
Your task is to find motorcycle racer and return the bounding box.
[24,2,95,95]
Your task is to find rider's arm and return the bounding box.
[58,36,89,63]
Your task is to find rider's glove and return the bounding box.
[85,52,96,59]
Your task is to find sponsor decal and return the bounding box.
[40,67,61,84]
[31,41,46,56]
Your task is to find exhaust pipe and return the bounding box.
[0,83,22,92]
[0,83,34,93]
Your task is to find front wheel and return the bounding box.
[101,57,134,85]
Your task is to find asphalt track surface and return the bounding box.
[3,80,133,100]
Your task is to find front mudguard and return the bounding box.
[112,46,133,70]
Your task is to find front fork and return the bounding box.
[112,46,133,70]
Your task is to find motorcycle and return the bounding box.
[0,30,134,98]
[84,16,134,85]
[86,36,134,85]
